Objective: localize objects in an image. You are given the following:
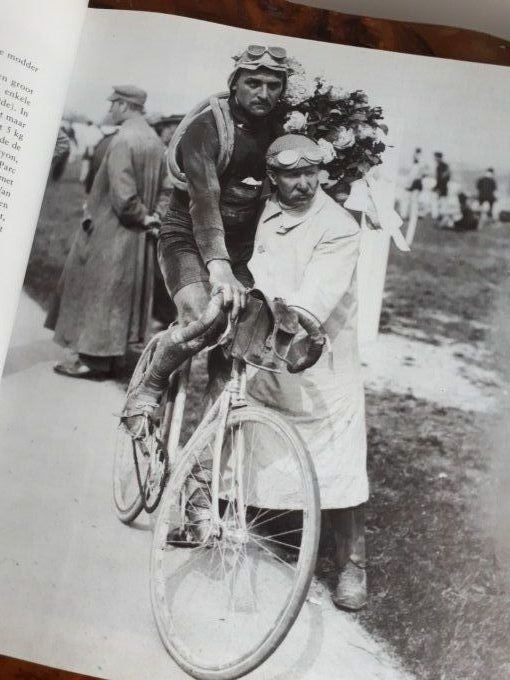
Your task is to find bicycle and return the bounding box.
[113,293,324,679]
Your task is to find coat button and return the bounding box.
[257,244,265,253]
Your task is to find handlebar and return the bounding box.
[171,292,325,373]
[170,293,225,344]
[287,308,326,373]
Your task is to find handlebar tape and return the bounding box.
[286,310,326,374]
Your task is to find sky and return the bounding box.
[65,9,510,179]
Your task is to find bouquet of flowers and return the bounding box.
[280,65,388,191]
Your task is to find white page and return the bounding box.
[0,0,88,379]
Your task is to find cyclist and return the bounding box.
[123,44,292,431]
[246,134,369,611]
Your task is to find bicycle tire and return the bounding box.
[150,405,320,680]
[112,333,171,524]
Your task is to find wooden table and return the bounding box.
[2,0,509,678]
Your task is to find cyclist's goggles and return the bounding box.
[246,45,288,62]
[269,148,324,168]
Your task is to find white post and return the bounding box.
[405,190,420,245]
[357,228,391,348]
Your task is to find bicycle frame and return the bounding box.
[165,356,249,536]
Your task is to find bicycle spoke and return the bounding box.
[251,534,301,552]
[249,535,298,574]
[260,527,303,540]
[249,508,296,531]
[150,406,318,676]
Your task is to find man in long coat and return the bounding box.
[46,85,170,377]
[247,134,368,611]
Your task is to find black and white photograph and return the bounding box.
[1,6,510,680]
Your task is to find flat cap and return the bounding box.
[108,85,147,107]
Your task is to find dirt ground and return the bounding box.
[22,171,510,679]
[355,218,510,680]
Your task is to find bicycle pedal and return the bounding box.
[166,527,201,549]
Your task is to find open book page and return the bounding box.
[0,0,88,378]
[1,6,510,680]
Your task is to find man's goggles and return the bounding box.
[246,45,288,62]
[269,148,324,168]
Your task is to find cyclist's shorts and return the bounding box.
[158,216,254,298]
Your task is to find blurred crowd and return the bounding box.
[400,147,503,244]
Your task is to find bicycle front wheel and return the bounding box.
[151,406,320,680]
[112,333,170,523]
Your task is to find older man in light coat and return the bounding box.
[247,134,368,610]
[47,85,170,377]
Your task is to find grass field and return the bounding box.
[27,170,510,679]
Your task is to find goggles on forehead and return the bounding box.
[269,147,324,168]
[245,45,288,62]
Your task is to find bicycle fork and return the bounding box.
[210,359,248,534]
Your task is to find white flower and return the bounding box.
[357,123,377,140]
[283,111,308,133]
[318,169,335,187]
[284,73,316,106]
[328,85,349,102]
[332,126,355,150]
[317,138,337,164]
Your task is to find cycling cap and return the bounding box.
[266,134,324,170]
[228,45,290,89]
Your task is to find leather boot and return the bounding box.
[327,505,367,611]
[332,558,367,611]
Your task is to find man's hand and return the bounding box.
[207,259,247,319]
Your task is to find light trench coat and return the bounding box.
[246,187,368,509]
[46,116,169,356]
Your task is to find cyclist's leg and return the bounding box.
[142,281,225,394]
[143,230,216,394]
[122,232,227,430]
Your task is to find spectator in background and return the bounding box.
[147,113,184,327]
[433,151,450,221]
[50,127,71,181]
[79,120,103,185]
[83,118,118,194]
[46,85,171,379]
[407,147,424,192]
[476,168,498,219]
[454,192,479,232]
[151,114,183,148]
[404,147,425,244]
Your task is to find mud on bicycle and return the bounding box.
[113,290,325,680]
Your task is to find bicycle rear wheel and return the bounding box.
[151,406,320,680]
[113,333,171,523]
